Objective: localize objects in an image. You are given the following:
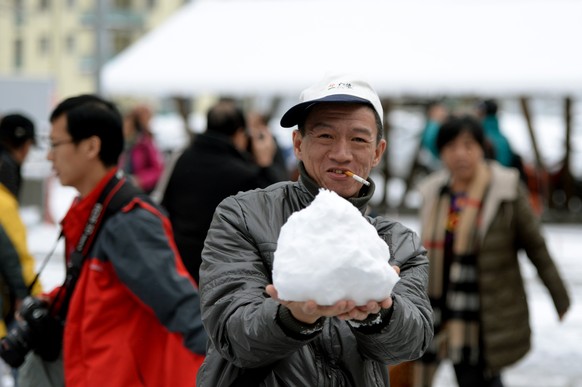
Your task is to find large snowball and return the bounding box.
[273,189,399,305]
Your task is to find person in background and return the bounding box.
[246,110,290,182]
[476,99,529,187]
[0,113,42,330]
[0,224,28,386]
[161,99,287,283]
[197,74,433,386]
[118,104,164,194]
[0,225,27,320]
[414,115,570,387]
[0,113,45,386]
[475,99,513,167]
[38,95,206,386]
[420,101,448,163]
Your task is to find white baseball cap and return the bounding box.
[280,73,383,128]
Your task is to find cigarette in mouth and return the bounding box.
[344,170,370,186]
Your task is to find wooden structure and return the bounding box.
[390,96,579,220]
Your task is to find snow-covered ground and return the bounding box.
[10,206,582,387]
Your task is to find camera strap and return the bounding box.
[51,173,146,319]
[26,231,63,294]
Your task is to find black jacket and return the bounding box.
[161,131,286,283]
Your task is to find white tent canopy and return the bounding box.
[102,0,582,98]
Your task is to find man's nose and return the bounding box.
[328,138,352,161]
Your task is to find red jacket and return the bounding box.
[49,170,206,386]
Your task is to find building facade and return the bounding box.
[0,0,187,99]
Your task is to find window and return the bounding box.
[112,31,132,54]
[114,0,131,9]
[39,36,50,55]
[39,0,50,11]
[14,39,23,69]
[14,0,25,25]
[66,35,76,53]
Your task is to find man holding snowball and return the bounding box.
[198,73,433,386]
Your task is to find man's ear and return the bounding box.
[85,135,102,160]
[372,138,387,167]
[292,130,303,161]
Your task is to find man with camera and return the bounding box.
[2,95,207,386]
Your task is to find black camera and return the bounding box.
[0,296,63,368]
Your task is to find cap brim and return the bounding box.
[280,95,372,128]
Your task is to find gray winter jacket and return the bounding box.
[197,164,433,386]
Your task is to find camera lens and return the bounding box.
[31,308,48,320]
[0,323,32,368]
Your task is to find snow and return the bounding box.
[273,189,399,305]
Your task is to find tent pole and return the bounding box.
[519,96,551,211]
[398,104,424,210]
[562,96,574,203]
[519,96,544,171]
[379,98,392,214]
[173,96,194,142]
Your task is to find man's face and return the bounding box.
[439,130,484,184]
[293,103,386,199]
[46,114,92,191]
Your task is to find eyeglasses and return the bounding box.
[49,139,74,150]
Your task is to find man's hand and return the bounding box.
[13,298,24,321]
[267,284,352,323]
[266,265,399,324]
[341,265,399,321]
